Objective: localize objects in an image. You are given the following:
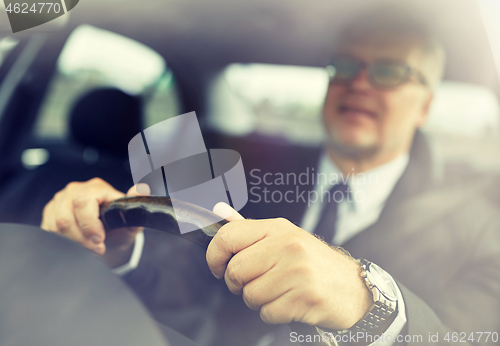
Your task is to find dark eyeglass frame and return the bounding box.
[326,55,428,90]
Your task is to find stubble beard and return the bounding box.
[326,131,381,162]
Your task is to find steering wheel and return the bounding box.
[0,222,203,346]
[100,196,327,346]
[100,196,227,248]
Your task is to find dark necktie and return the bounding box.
[312,183,349,245]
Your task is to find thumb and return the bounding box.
[213,202,245,221]
[126,183,151,197]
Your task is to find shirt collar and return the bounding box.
[316,150,410,213]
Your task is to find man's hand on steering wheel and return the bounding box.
[41,178,149,268]
[208,203,373,331]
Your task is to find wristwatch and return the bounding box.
[318,259,398,346]
[347,259,398,333]
[298,259,398,346]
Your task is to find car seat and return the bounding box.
[0,87,142,225]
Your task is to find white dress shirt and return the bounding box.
[301,151,409,244]
[300,151,409,346]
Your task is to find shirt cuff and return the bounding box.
[111,231,145,276]
[365,270,406,346]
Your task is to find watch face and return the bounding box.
[367,262,398,301]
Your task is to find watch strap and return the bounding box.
[350,299,397,333]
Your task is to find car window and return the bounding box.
[207,63,329,145]
[209,63,500,140]
[0,36,19,68]
[424,81,500,138]
[33,24,180,140]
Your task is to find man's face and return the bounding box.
[322,39,433,159]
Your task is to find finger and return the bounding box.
[41,199,55,231]
[73,184,125,252]
[127,183,150,197]
[53,191,88,245]
[41,189,66,233]
[213,202,244,221]
[72,196,107,254]
[241,266,296,311]
[224,237,277,294]
[259,290,299,325]
[207,219,274,279]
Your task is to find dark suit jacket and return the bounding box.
[123,132,500,346]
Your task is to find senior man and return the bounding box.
[41,9,500,346]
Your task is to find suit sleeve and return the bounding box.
[396,216,500,346]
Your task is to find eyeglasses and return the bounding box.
[327,56,428,89]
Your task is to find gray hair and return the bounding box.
[335,5,446,89]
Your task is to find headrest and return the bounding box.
[70,88,142,157]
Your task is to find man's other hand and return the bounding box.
[41,178,149,268]
[208,202,373,330]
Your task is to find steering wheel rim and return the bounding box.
[100,196,228,249]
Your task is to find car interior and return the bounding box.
[1,0,500,224]
[1,0,500,344]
